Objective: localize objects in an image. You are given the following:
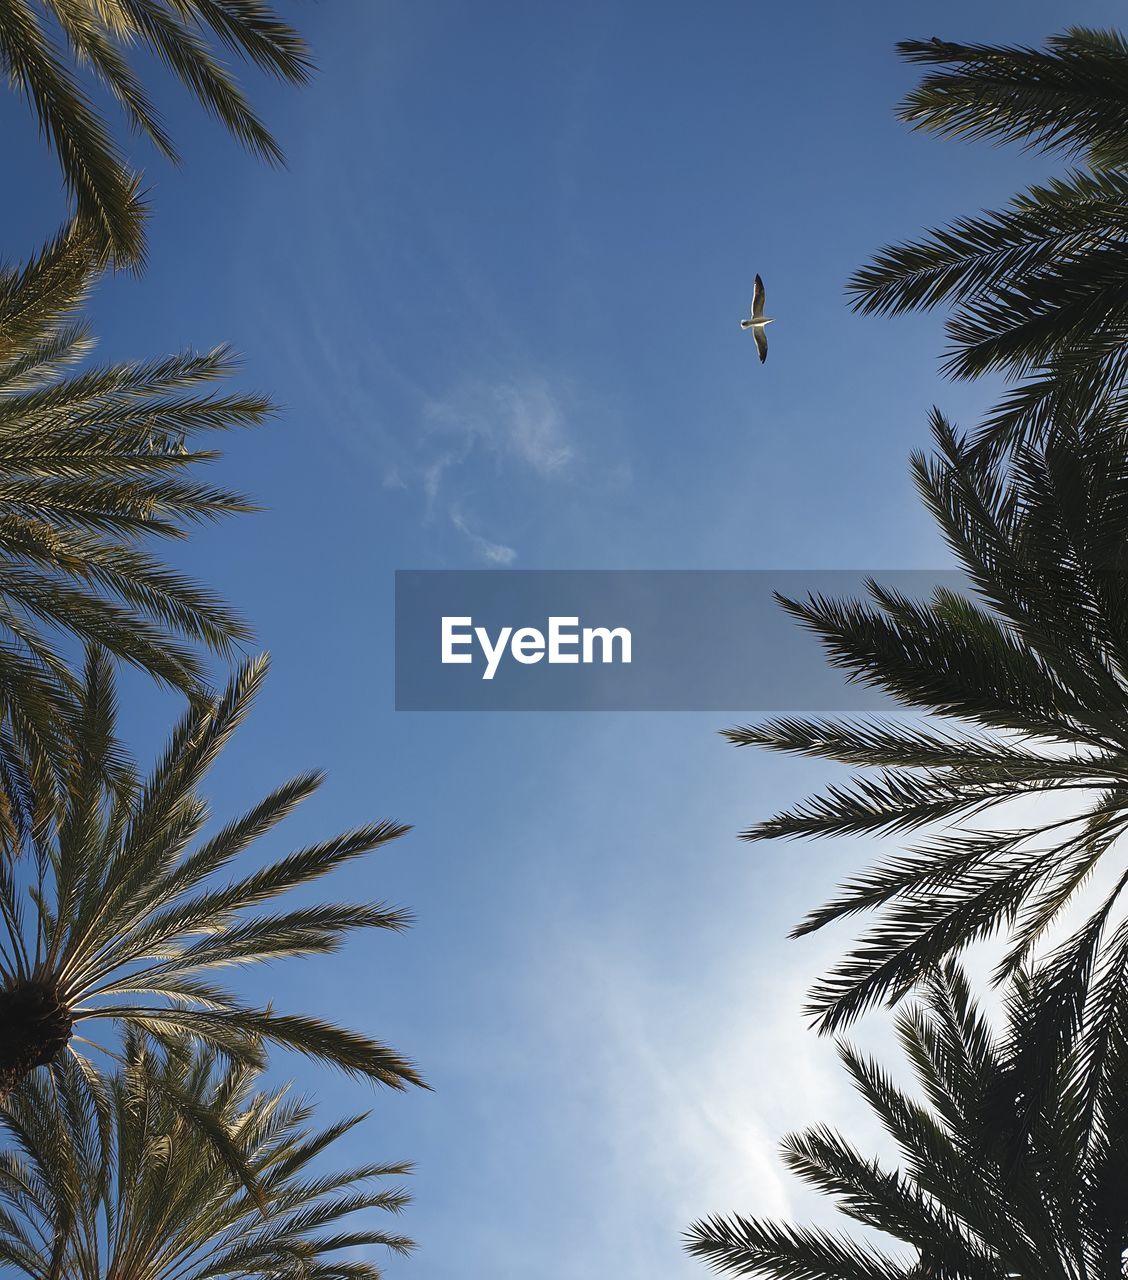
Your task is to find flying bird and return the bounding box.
[741,274,774,363]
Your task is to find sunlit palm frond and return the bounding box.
[0,648,426,1097]
[0,1037,413,1280]
[0,223,268,841]
[0,0,312,263]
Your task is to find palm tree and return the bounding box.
[0,1036,414,1279]
[848,28,1128,455]
[686,962,1128,1280]
[0,644,425,1098]
[0,0,311,265]
[730,407,1128,1037]
[0,221,267,839]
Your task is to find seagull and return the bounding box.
[740,274,774,363]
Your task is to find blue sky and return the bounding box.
[3,2,1125,1276]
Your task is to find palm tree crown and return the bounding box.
[687,963,1128,1280]
[848,28,1128,455]
[732,408,1128,1037]
[0,1037,414,1279]
[0,222,268,838]
[0,0,312,264]
[0,645,425,1098]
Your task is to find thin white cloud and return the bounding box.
[422,449,468,512]
[392,375,579,558]
[491,381,574,475]
[423,376,575,499]
[450,508,517,565]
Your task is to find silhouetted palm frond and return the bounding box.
[686,963,1128,1279]
[732,407,1128,1034]
[848,29,1128,455]
[897,29,1128,168]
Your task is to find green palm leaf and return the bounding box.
[0,1037,413,1279]
[0,223,269,842]
[0,0,312,264]
[686,964,1128,1279]
[0,647,426,1097]
[735,408,1128,1034]
[897,30,1128,169]
[848,29,1128,454]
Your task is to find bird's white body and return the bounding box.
[742,274,774,361]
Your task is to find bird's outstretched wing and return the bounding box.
[754,325,768,363]
[752,274,765,319]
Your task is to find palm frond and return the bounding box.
[0,654,425,1097]
[0,0,312,263]
[686,964,1118,1279]
[0,225,269,838]
[733,405,1128,1031]
[0,1040,413,1280]
[897,29,1128,169]
[849,30,1128,449]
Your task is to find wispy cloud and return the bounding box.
[491,381,574,475]
[387,374,578,561]
[450,507,518,565]
[423,376,575,490]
